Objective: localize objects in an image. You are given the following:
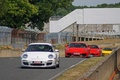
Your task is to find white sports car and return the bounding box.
[21,43,60,68]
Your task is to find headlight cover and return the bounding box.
[48,54,54,59]
[22,54,28,59]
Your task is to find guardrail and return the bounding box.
[79,47,120,80]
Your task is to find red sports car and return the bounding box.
[88,45,102,57]
[65,42,90,58]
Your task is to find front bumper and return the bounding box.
[102,53,110,56]
[65,52,89,58]
[21,59,56,68]
[90,52,101,57]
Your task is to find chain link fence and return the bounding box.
[0,26,46,48]
[44,32,73,44]
[0,26,13,45]
[0,25,120,48]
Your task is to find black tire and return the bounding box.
[57,64,59,68]
[21,66,27,69]
[52,65,57,69]
[99,52,102,57]
[57,61,60,68]
[65,56,70,58]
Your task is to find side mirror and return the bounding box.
[22,49,25,52]
[55,49,59,52]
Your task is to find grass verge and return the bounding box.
[55,39,120,80]
[55,57,104,80]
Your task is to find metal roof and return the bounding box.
[0,26,13,32]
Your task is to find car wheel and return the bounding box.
[21,66,26,69]
[57,64,59,68]
[65,56,70,58]
[52,65,57,69]
[102,54,104,56]
[86,54,91,58]
[57,61,60,68]
[99,52,102,57]
[89,54,93,58]
[51,61,57,69]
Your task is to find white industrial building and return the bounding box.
[50,8,120,33]
[44,8,120,44]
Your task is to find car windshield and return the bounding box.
[25,44,53,52]
[103,48,112,51]
[69,43,87,48]
[89,45,99,48]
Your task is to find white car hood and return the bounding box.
[23,52,55,59]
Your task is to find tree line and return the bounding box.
[55,2,120,17]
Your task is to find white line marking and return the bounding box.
[49,59,86,80]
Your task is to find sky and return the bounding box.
[72,0,120,6]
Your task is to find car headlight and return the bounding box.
[48,54,54,59]
[22,54,28,59]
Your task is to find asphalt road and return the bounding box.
[0,57,85,80]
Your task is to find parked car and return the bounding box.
[65,42,90,58]
[21,43,60,68]
[88,45,102,57]
[102,48,113,56]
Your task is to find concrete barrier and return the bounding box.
[0,49,22,57]
[79,47,120,80]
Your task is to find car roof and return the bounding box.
[29,43,52,46]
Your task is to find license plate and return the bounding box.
[33,61,41,64]
[74,53,80,55]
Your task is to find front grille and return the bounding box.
[31,64,44,66]
[23,62,29,65]
[47,63,52,65]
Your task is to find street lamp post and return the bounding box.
[76,24,79,42]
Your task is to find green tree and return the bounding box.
[0,0,73,30]
[55,8,68,16]
[0,0,38,28]
[29,0,74,30]
[0,0,9,18]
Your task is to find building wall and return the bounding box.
[50,8,120,33]
[113,25,120,33]
[83,8,120,24]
